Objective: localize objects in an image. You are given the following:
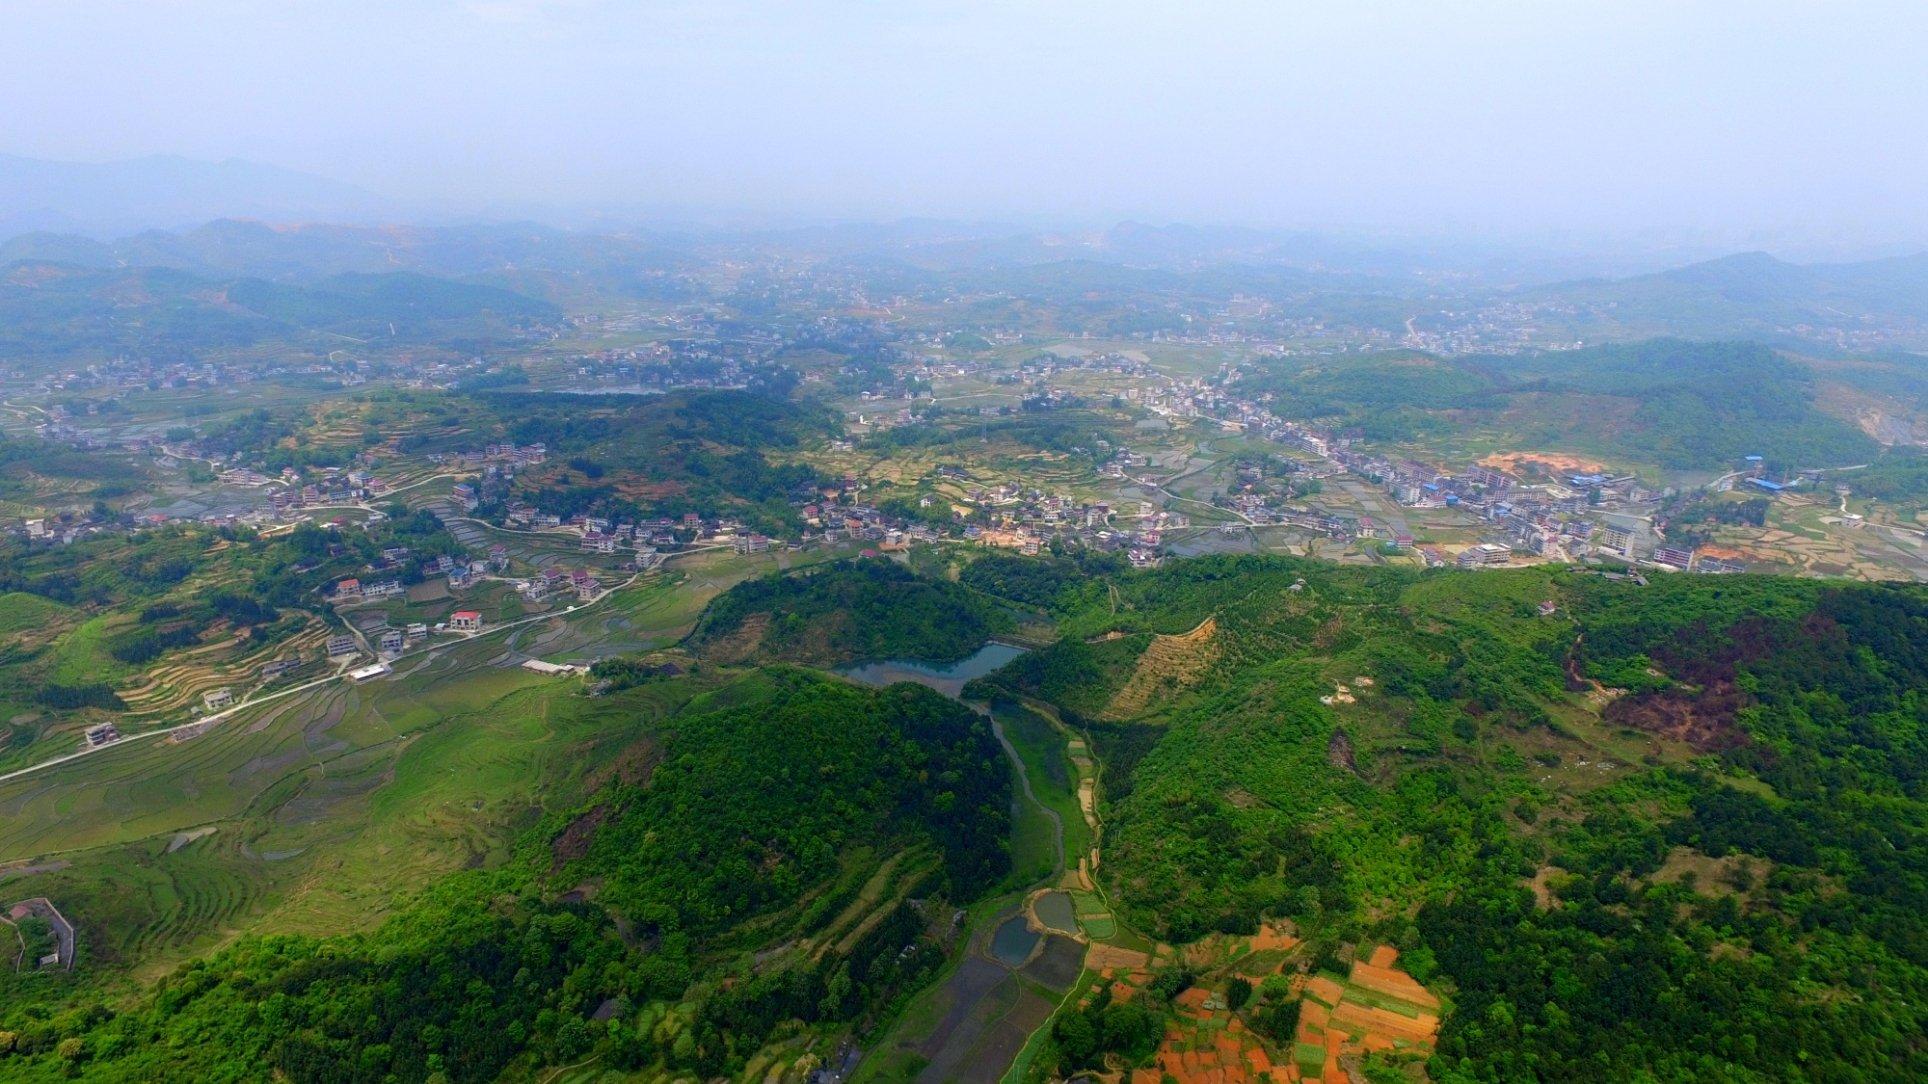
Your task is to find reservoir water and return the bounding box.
[989,915,1042,967]
[838,641,1028,698]
[1033,890,1077,935]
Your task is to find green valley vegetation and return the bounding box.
[1659,494,1773,547]
[7,196,1928,1084]
[564,669,1010,936]
[0,433,147,507]
[957,549,1127,610]
[3,539,1925,1081]
[859,407,1117,469]
[0,668,1011,1081]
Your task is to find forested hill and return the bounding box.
[0,669,1010,1081]
[1236,339,1881,470]
[692,559,1016,666]
[969,555,1928,1081]
[462,388,835,536]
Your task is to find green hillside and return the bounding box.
[971,555,1927,1081]
[3,546,1924,1081]
[692,559,1014,666]
[1529,251,1928,340]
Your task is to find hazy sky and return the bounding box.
[6,1,1927,246]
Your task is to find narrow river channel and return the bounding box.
[839,641,1108,1083]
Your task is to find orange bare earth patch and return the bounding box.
[1331,1000,1440,1044]
[1303,976,1346,1007]
[1088,942,1153,971]
[1122,943,1438,1084]
[1249,924,1301,953]
[1347,961,1441,1010]
[1697,542,1787,565]
[1134,982,1303,1084]
[1175,986,1214,1018]
[1478,451,1611,476]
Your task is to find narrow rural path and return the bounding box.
[1129,471,1253,524]
[1,914,22,972]
[538,1054,601,1083]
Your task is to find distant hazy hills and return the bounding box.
[0,218,697,306]
[1527,250,1928,340]
[0,261,560,360]
[2,162,1926,352]
[0,153,397,237]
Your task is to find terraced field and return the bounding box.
[1102,616,1222,720]
[116,621,329,715]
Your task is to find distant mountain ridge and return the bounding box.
[5,200,1927,349]
[0,153,396,237]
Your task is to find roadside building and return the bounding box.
[1653,546,1696,569]
[1456,543,1512,568]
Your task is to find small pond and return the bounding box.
[1033,891,1078,935]
[989,915,1042,967]
[839,641,1028,699]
